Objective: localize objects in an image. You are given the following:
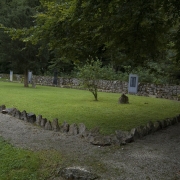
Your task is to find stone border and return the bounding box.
[0,104,180,146]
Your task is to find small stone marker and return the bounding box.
[118,93,129,104]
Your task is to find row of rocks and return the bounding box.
[0,105,101,180]
[129,116,180,142]
[0,105,115,146]
[0,105,87,135]
[1,104,180,147]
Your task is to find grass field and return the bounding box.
[0,137,63,180]
[0,81,180,134]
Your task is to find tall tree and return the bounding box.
[1,0,180,80]
[0,0,49,87]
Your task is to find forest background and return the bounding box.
[0,0,180,86]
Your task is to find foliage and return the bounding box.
[77,58,116,101]
[0,81,180,135]
[0,0,49,87]
[0,0,180,82]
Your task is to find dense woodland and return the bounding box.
[0,0,180,86]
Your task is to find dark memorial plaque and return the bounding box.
[130,77,136,87]
[53,69,58,86]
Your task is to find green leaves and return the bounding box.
[0,0,180,81]
[77,58,118,100]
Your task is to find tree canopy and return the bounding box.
[0,0,180,83]
[0,0,50,86]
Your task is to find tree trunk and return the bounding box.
[24,69,29,87]
[93,88,98,101]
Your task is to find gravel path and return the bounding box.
[0,113,180,180]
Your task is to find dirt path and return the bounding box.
[0,113,180,180]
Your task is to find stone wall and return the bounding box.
[33,75,180,100]
[1,74,180,100]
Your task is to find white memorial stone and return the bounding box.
[128,74,138,94]
[28,71,32,83]
[10,71,13,81]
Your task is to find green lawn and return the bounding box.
[0,81,180,134]
[0,137,63,180]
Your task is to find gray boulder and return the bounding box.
[153,121,161,131]
[173,117,179,124]
[5,108,16,115]
[170,118,177,125]
[68,123,79,135]
[11,108,18,117]
[61,122,69,133]
[27,113,36,123]
[89,135,111,146]
[1,110,8,114]
[78,123,87,135]
[130,128,140,140]
[59,167,99,180]
[177,115,180,122]
[0,105,6,111]
[45,121,52,130]
[36,115,42,126]
[15,110,21,119]
[142,126,150,136]
[21,110,27,121]
[51,118,60,132]
[115,130,134,144]
[160,119,167,129]
[41,118,47,127]
[109,135,120,145]
[118,93,129,104]
[146,121,154,133]
[165,119,171,126]
[136,126,146,138]
[89,127,100,135]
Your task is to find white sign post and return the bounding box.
[28,71,32,83]
[128,74,138,94]
[10,71,13,81]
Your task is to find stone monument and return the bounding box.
[10,71,13,81]
[28,71,32,83]
[53,69,58,86]
[128,74,138,94]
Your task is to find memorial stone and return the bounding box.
[10,71,13,81]
[128,74,138,94]
[53,69,58,86]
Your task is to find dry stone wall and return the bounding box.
[1,74,180,100]
[33,75,180,100]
